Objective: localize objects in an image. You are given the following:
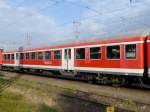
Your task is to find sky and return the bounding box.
[0,0,150,49]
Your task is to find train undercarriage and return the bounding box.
[1,65,150,89]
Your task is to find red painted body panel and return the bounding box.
[0,49,3,65]
[20,60,61,66]
[147,36,150,74]
[3,60,14,64]
[2,36,146,75]
[74,43,144,69]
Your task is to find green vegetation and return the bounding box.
[0,91,58,112]
[0,91,35,112]
[38,104,58,112]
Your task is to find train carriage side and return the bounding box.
[16,49,62,71]
[74,36,145,83]
[2,52,15,67]
[146,36,150,78]
[0,49,3,68]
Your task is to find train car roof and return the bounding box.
[3,35,147,53]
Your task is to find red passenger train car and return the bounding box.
[1,35,150,86]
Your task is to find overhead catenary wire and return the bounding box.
[0,0,134,31]
[55,0,143,28]
[56,0,149,30]
[1,0,149,49]
[0,0,139,32]
[0,0,63,31]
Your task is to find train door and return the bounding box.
[15,53,20,67]
[62,48,74,70]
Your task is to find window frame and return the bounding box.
[8,54,11,60]
[38,52,43,60]
[20,53,24,60]
[54,50,61,60]
[45,51,51,60]
[76,48,86,60]
[106,45,121,60]
[3,54,7,60]
[90,47,102,60]
[125,44,137,60]
[31,52,36,60]
[11,54,14,60]
[25,53,30,60]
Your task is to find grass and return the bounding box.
[0,91,58,112]
[0,91,36,112]
[38,104,58,112]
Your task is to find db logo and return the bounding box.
[44,61,52,64]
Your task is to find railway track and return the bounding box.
[0,73,20,94]
[1,70,150,111]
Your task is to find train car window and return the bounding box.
[65,49,67,59]
[76,48,85,59]
[11,54,14,60]
[20,53,24,60]
[68,49,71,59]
[3,54,7,60]
[31,52,36,60]
[90,47,101,59]
[54,50,61,59]
[125,44,136,59]
[45,51,51,60]
[6,54,9,60]
[107,45,120,59]
[65,49,71,59]
[8,54,11,60]
[5,54,7,60]
[38,52,43,60]
[25,53,30,60]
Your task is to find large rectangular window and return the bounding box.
[3,54,7,60]
[11,54,14,60]
[90,47,101,59]
[45,51,51,60]
[31,52,36,60]
[8,54,11,60]
[20,53,24,60]
[107,45,120,59]
[38,52,43,60]
[54,51,61,59]
[25,53,30,60]
[76,48,85,59]
[125,44,136,59]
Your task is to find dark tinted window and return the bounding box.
[54,51,61,59]
[31,52,36,60]
[107,45,120,59]
[45,51,51,60]
[65,49,71,59]
[20,53,24,60]
[3,54,7,60]
[11,54,14,60]
[65,49,67,59]
[90,47,101,59]
[25,53,30,60]
[8,54,11,60]
[125,44,136,59]
[38,52,43,60]
[76,48,85,59]
[68,49,71,59]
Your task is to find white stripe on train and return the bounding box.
[2,64,145,76]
